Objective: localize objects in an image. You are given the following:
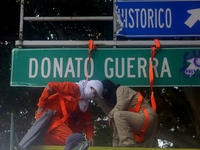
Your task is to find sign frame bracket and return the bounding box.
[17,0,200,48]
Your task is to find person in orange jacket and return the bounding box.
[35,80,103,146]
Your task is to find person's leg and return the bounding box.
[44,123,73,145]
[138,112,158,147]
[113,110,146,146]
[44,114,73,145]
[112,121,119,147]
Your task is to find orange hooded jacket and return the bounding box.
[35,82,94,145]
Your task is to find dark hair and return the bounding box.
[102,79,120,108]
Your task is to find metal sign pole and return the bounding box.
[15,40,200,47]
[19,0,24,48]
[113,0,117,48]
[10,113,14,150]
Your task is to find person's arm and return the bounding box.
[108,86,137,119]
[82,109,95,146]
[37,85,53,109]
[37,82,79,109]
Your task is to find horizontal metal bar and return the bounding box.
[118,0,200,2]
[24,16,113,21]
[15,40,200,48]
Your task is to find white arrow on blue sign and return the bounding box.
[115,0,200,37]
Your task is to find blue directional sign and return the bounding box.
[115,0,200,37]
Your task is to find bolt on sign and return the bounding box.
[10,47,200,87]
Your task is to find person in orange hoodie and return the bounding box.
[35,80,103,146]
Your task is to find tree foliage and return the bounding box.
[0,0,200,150]
[23,0,113,40]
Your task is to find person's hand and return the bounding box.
[108,119,113,129]
[88,137,95,146]
[35,107,44,114]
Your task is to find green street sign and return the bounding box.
[10,47,200,87]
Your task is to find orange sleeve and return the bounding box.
[37,87,52,108]
[85,124,94,140]
[81,109,94,140]
[37,82,80,109]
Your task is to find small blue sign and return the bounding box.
[115,0,200,37]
